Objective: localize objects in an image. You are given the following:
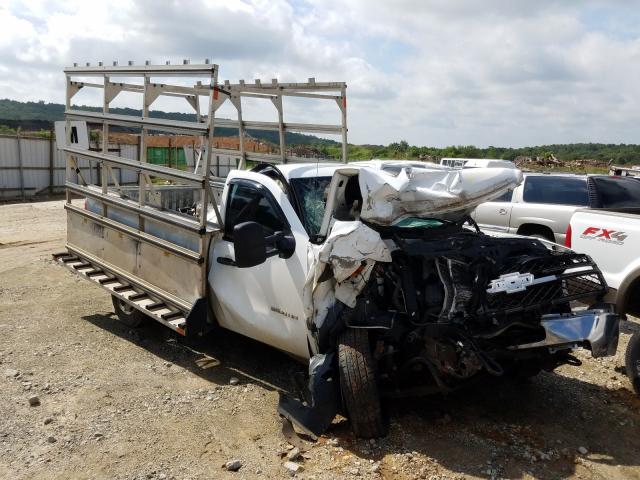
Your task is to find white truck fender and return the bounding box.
[569,208,640,316]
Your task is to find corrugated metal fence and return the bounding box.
[0,133,139,200]
[0,134,239,200]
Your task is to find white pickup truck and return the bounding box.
[568,206,640,394]
[55,62,622,438]
[473,173,640,244]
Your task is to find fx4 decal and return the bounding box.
[580,226,627,245]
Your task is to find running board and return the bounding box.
[52,251,188,335]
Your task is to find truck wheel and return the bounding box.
[111,296,146,328]
[338,328,387,438]
[625,332,640,396]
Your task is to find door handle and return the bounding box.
[499,208,507,215]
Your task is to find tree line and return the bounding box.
[313,141,640,165]
[1,99,639,164]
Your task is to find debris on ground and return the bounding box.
[283,461,303,475]
[514,155,610,171]
[224,459,242,472]
[286,447,301,461]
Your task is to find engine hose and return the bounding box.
[399,261,419,318]
[477,350,504,376]
[475,321,538,339]
[435,258,453,320]
[384,269,405,313]
[392,280,405,312]
[456,332,505,377]
[463,215,481,234]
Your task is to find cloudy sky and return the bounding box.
[1,0,639,147]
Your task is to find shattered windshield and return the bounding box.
[290,176,333,236]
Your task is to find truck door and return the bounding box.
[208,178,310,359]
[472,189,514,232]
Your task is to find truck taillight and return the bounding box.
[565,224,572,248]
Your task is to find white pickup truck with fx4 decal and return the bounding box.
[568,208,640,317]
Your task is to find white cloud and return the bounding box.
[0,0,639,146]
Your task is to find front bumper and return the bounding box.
[510,309,620,358]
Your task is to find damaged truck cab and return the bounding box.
[56,63,620,440]
[209,161,619,438]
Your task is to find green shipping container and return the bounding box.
[146,147,187,168]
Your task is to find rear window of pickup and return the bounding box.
[523,176,589,206]
[591,176,640,208]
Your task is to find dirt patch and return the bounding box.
[1,199,639,479]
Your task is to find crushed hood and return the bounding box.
[358,164,523,225]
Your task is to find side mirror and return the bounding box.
[275,233,296,259]
[233,221,267,268]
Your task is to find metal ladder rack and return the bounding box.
[58,60,348,337]
[64,61,222,231]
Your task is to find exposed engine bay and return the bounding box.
[277,163,619,438]
[337,222,610,393]
[281,220,617,437]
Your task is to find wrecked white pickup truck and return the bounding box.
[55,62,619,439]
[267,161,619,437]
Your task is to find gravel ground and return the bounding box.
[1,199,639,480]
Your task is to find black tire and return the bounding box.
[625,332,640,396]
[338,328,387,438]
[111,295,147,328]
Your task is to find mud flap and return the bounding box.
[590,312,620,358]
[626,332,640,396]
[185,297,213,338]
[277,352,339,438]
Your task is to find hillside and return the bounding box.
[2,99,640,165]
[0,99,338,146]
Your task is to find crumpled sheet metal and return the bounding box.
[303,220,391,330]
[358,165,523,225]
[319,221,391,283]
